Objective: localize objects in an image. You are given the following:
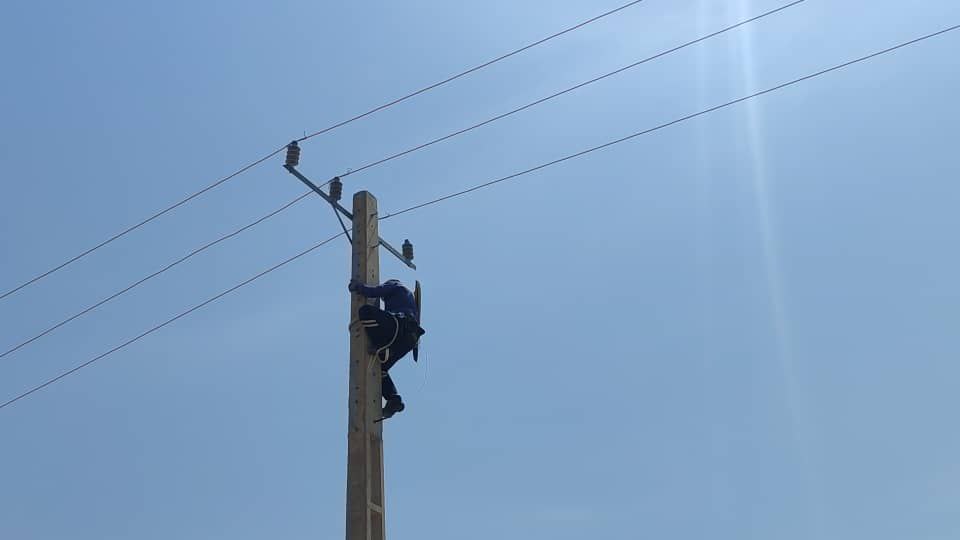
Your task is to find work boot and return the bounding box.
[381,397,405,419]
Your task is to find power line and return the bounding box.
[103,0,796,292]
[0,192,313,360]
[251,1,807,222]
[2,24,956,412]
[1,1,647,303]
[1,0,735,347]
[0,146,287,303]
[296,0,648,143]
[381,24,960,220]
[342,0,806,178]
[0,232,345,411]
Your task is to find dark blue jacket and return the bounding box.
[357,281,418,320]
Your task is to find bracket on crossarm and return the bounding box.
[283,142,416,270]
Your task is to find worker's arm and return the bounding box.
[349,279,400,298]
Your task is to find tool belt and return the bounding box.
[395,313,425,338]
[393,312,425,346]
[393,312,425,362]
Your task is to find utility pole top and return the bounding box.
[282,150,416,270]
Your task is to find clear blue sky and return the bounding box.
[2,1,958,538]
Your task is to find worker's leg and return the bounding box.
[358,304,398,353]
[378,335,413,419]
[382,370,399,401]
[381,369,404,418]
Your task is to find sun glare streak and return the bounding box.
[734,0,802,447]
[734,0,823,534]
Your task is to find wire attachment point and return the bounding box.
[329,177,343,201]
[285,141,301,167]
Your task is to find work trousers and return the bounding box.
[358,304,418,401]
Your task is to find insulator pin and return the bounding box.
[402,239,414,261]
[329,177,343,201]
[285,141,301,167]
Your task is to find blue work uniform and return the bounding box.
[354,280,425,412]
[355,280,418,320]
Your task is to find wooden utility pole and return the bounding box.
[284,146,414,540]
[345,191,385,540]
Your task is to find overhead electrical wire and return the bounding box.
[0,146,287,302]
[1,23,955,412]
[0,0,646,303]
[380,25,960,219]
[0,192,313,360]
[0,1,797,354]
[295,0,648,143]
[341,0,805,178]
[0,232,347,411]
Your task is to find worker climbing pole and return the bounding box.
[350,277,425,421]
